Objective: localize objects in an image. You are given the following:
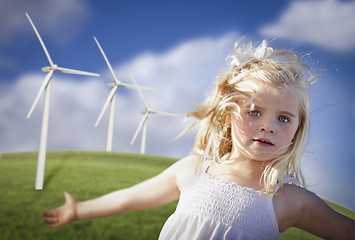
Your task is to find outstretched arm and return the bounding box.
[275,185,355,239]
[42,155,197,228]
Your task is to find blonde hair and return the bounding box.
[187,40,316,194]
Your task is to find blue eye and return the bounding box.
[248,110,261,117]
[278,116,289,123]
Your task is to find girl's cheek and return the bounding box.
[283,128,298,143]
[234,118,251,137]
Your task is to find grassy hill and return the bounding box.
[0,151,353,240]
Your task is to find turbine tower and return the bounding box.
[93,37,155,152]
[130,75,178,154]
[26,13,100,190]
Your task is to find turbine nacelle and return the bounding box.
[141,109,149,115]
[107,82,118,88]
[107,81,125,88]
[41,65,58,73]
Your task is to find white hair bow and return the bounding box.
[230,39,274,68]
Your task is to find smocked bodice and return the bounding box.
[159,169,282,240]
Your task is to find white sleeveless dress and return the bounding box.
[159,162,299,240]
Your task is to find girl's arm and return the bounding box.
[275,184,355,239]
[42,155,197,228]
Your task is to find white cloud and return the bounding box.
[0,0,91,46]
[0,33,238,157]
[259,0,355,52]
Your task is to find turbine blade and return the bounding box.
[130,113,148,145]
[57,67,100,77]
[94,37,119,83]
[26,13,54,67]
[119,82,155,91]
[27,70,54,118]
[150,110,179,117]
[130,74,149,110]
[95,86,118,126]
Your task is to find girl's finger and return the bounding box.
[42,210,57,217]
[42,216,57,224]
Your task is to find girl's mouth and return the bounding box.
[253,139,274,146]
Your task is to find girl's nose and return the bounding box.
[260,117,275,133]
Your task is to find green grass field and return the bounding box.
[0,151,354,240]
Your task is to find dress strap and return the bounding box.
[274,175,300,194]
[283,175,301,186]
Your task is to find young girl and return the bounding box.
[42,39,355,239]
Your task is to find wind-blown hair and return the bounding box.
[187,40,316,194]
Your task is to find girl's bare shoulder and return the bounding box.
[173,153,202,190]
[273,184,313,231]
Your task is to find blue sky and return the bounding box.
[0,0,354,211]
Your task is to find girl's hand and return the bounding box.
[42,191,78,228]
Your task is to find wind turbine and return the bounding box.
[130,75,179,154]
[25,13,100,190]
[93,37,155,152]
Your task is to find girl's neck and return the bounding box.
[209,154,268,190]
[226,151,270,180]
